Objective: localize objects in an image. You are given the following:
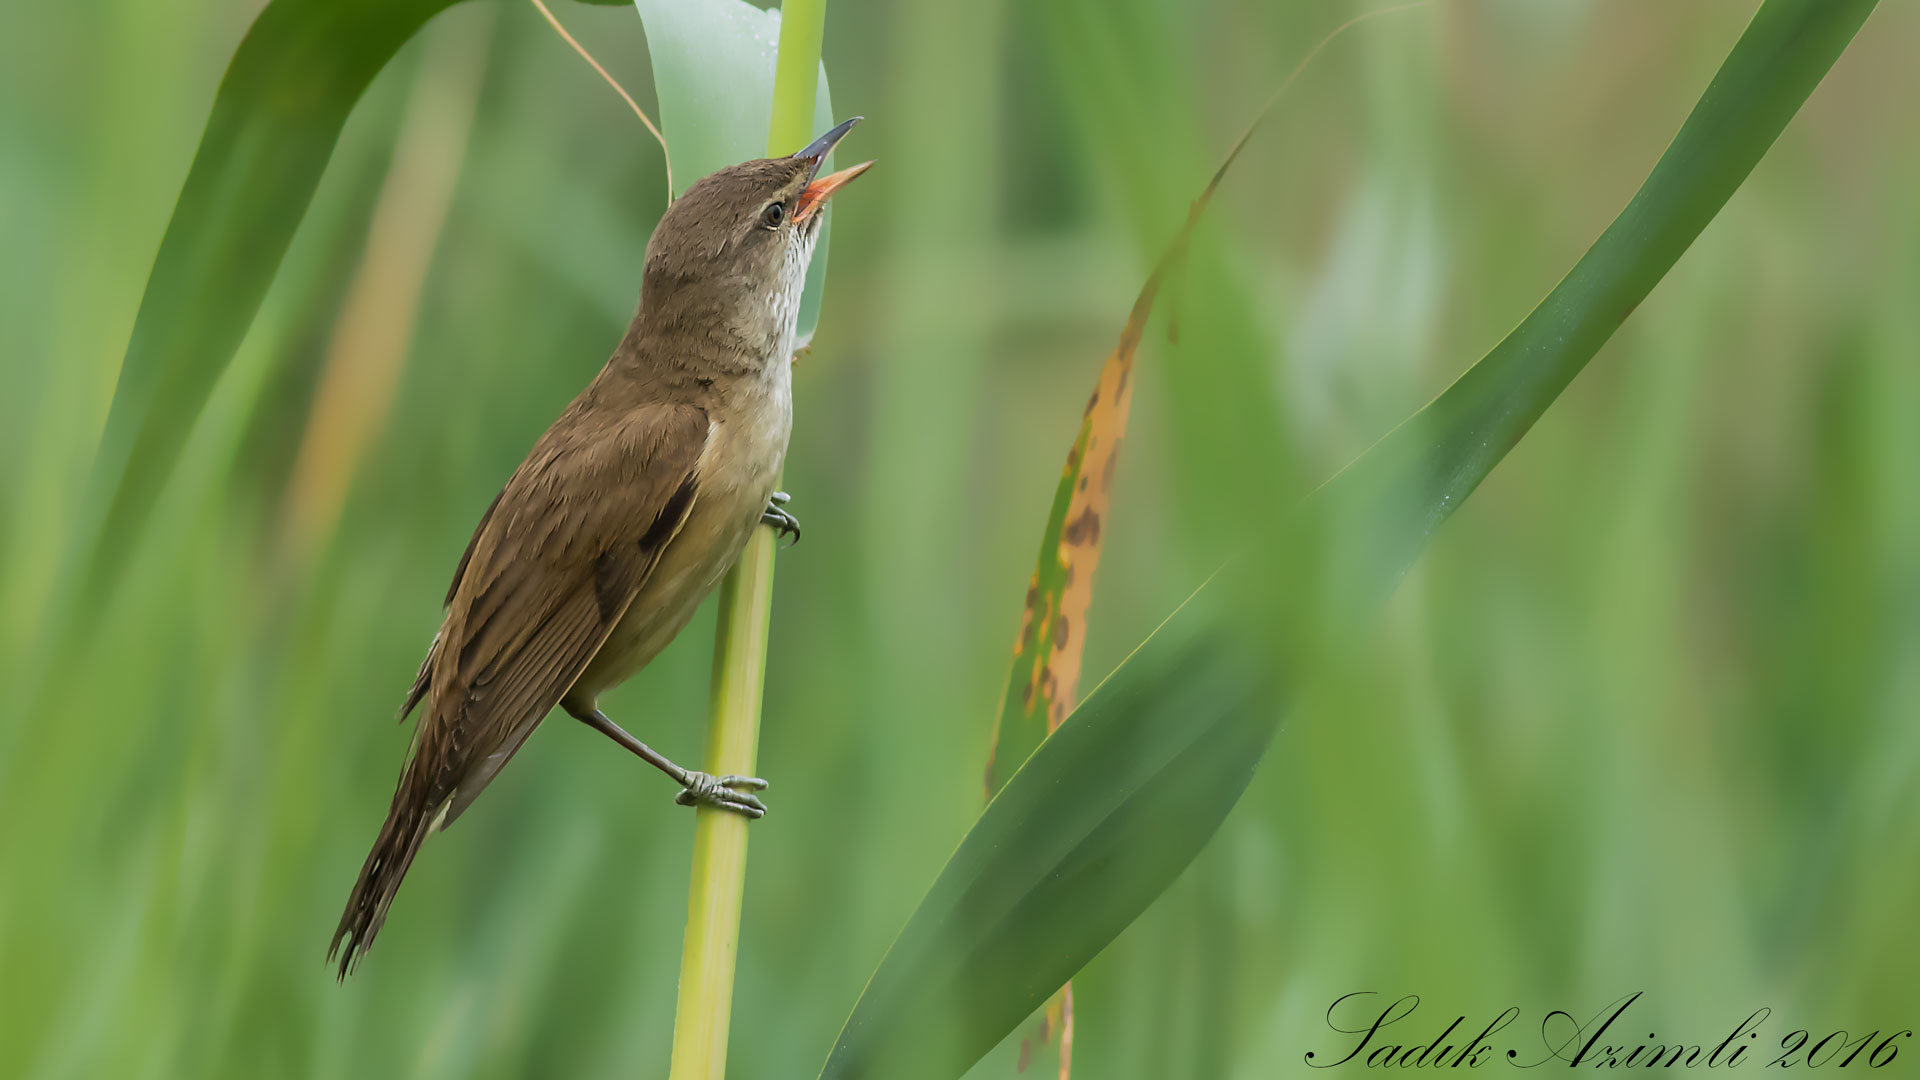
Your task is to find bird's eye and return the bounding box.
[761,202,786,228]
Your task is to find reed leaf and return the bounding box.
[73,0,464,609]
[817,2,1880,1076]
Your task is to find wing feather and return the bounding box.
[406,400,711,823]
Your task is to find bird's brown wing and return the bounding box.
[398,487,504,721]
[331,401,707,975]
[414,401,711,824]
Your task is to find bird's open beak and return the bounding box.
[794,160,873,224]
[791,117,872,224]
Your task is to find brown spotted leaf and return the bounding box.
[983,113,1262,798]
[976,77,1272,1080]
[976,0,1381,791]
[980,0,1427,809]
[974,12,1440,1074]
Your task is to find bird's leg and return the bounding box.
[570,707,768,818]
[760,491,800,546]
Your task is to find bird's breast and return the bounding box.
[569,372,792,704]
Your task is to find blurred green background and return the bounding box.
[2,0,1917,1076]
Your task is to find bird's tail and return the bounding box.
[329,756,446,979]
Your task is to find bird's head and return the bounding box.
[640,117,871,350]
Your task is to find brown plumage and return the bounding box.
[330,121,871,977]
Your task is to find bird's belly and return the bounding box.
[566,410,787,706]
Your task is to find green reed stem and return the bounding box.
[667,1,827,1076]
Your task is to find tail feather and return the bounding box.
[330,765,445,979]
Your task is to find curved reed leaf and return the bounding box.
[818,2,1879,1077]
[826,614,1274,1080]
[76,0,464,607]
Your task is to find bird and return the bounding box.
[329,119,872,978]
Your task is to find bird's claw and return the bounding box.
[761,492,800,546]
[674,772,770,818]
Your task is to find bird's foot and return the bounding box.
[673,772,769,818]
[761,492,800,546]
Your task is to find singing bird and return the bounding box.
[330,120,872,977]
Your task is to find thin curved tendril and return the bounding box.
[526,0,675,203]
[1211,2,1436,201]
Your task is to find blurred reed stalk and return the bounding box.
[275,14,493,576]
[666,1,828,1077]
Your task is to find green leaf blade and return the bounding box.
[1324,0,1884,594]
[632,0,838,341]
[818,3,1881,1078]
[78,0,460,608]
[824,618,1274,1080]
